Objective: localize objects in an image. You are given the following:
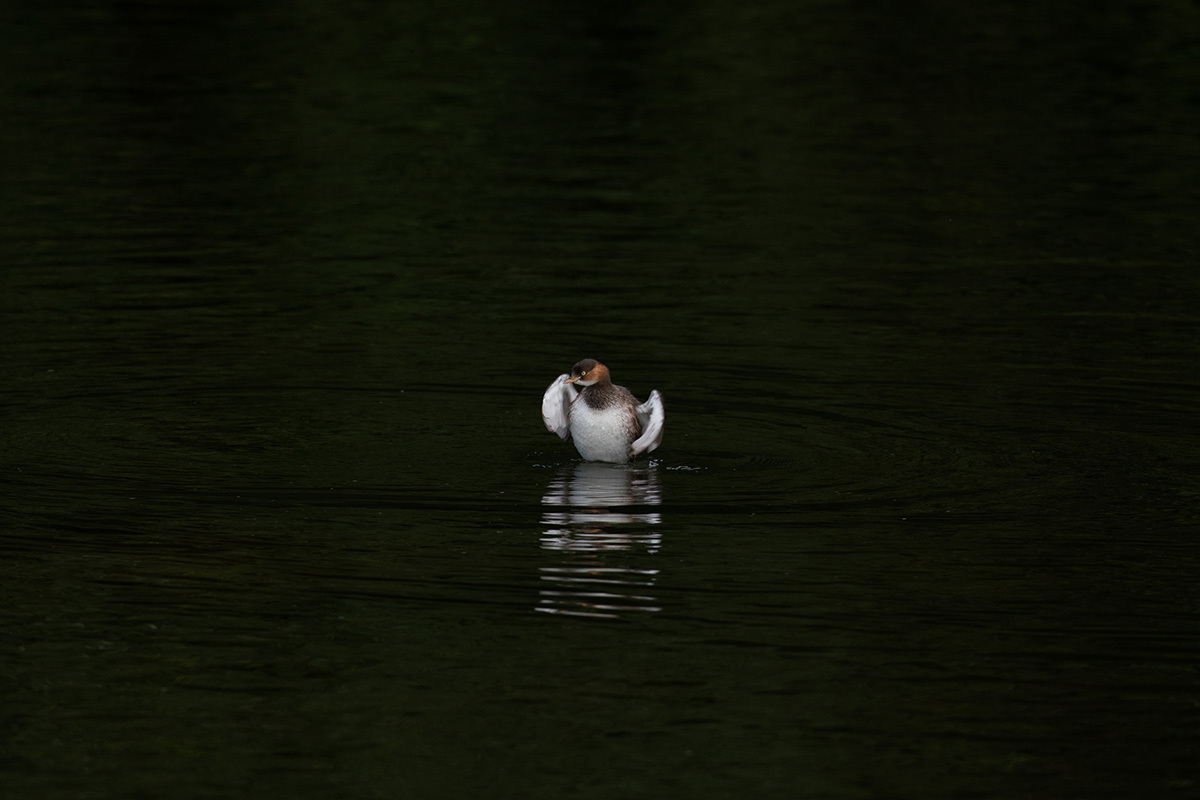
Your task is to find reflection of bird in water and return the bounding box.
[540,463,662,551]
[542,359,664,463]
[537,463,664,619]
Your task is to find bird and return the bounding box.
[542,359,664,463]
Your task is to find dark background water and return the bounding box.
[2,2,1199,798]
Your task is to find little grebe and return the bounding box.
[542,359,664,463]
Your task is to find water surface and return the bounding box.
[2,2,1199,798]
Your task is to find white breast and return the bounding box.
[569,402,636,463]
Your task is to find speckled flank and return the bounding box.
[568,402,641,463]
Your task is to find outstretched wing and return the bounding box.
[541,374,578,440]
[630,389,664,456]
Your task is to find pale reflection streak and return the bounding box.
[537,462,663,619]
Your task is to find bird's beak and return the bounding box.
[565,376,581,384]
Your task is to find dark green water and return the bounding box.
[3,2,1199,798]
